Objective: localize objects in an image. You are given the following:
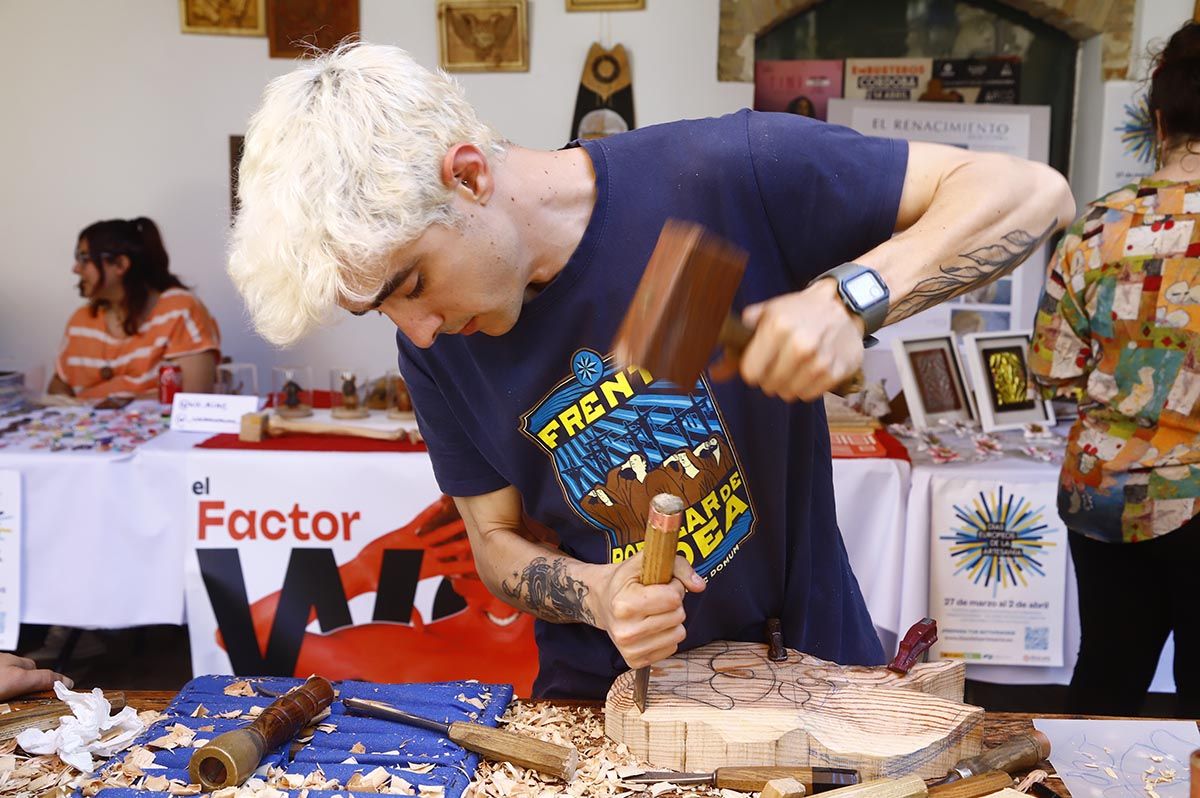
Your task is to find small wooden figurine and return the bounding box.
[331,370,369,419]
[275,377,313,419]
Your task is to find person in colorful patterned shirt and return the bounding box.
[1031,20,1200,717]
[49,218,221,399]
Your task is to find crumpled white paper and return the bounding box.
[16,681,145,773]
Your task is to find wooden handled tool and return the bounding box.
[888,617,938,675]
[926,771,1013,798]
[343,697,578,781]
[612,220,864,396]
[632,492,687,713]
[0,691,126,742]
[625,765,859,792]
[189,676,335,790]
[930,732,1051,785]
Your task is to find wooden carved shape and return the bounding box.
[605,641,983,779]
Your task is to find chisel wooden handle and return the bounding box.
[714,766,849,792]
[950,732,1051,780]
[818,774,928,798]
[719,314,865,397]
[631,493,686,712]
[447,721,578,781]
[928,771,1013,798]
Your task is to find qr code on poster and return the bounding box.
[1024,626,1049,650]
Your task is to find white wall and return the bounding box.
[0,0,751,386]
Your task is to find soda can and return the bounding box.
[159,362,183,412]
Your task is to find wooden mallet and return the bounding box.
[612,219,863,395]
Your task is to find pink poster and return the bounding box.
[753,59,843,121]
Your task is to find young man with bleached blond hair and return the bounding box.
[229,42,1075,699]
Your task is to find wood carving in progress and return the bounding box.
[605,641,984,779]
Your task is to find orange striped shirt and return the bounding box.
[55,289,221,399]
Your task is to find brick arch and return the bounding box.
[718,0,1135,82]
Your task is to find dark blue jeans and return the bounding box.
[1068,515,1200,717]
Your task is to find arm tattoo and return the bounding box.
[886,220,1057,323]
[501,556,596,624]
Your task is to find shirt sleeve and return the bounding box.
[397,337,509,497]
[165,294,221,360]
[747,111,908,286]
[1031,211,1093,398]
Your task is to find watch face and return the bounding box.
[844,271,886,309]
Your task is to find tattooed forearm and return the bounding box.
[501,556,596,624]
[886,220,1057,323]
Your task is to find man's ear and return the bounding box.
[441,143,494,204]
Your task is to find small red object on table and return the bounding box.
[888,617,938,675]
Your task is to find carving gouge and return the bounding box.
[631,492,687,712]
[927,731,1051,786]
[343,697,578,781]
[625,765,859,793]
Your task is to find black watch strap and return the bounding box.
[810,262,890,338]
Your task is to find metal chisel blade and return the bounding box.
[632,666,651,712]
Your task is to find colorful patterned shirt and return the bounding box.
[55,288,221,399]
[1031,179,1200,543]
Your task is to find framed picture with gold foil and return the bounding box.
[566,0,645,9]
[437,0,529,72]
[892,334,975,430]
[180,0,266,35]
[963,331,1055,432]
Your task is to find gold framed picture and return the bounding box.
[565,0,645,10]
[267,0,360,59]
[179,0,266,36]
[437,0,529,73]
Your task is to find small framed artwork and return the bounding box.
[437,0,529,72]
[566,0,645,9]
[267,0,360,59]
[180,0,266,35]
[892,335,975,429]
[963,331,1056,432]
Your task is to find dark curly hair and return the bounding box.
[79,217,185,336]
[1149,20,1200,151]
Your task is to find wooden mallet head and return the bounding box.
[612,220,749,389]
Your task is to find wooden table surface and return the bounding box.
[11,691,1183,798]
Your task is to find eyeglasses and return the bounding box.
[74,251,113,265]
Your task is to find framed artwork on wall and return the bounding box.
[267,0,360,58]
[566,0,645,9]
[180,0,266,35]
[892,334,975,430]
[963,330,1055,432]
[437,0,529,72]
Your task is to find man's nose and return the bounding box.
[385,306,443,349]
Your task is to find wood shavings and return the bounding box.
[350,741,367,754]
[1151,755,1165,762]
[223,680,257,697]
[138,709,167,726]
[403,762,436,774]
[0,703,10,714]
[456,693,489,710]
[386,775,417,795]
[190,704,209,718]
[346,766,392,792]
[418,786,446,797]
[245,705,264,718]
[147,722,196,749]
[198,724,215,732]
[317,722,337,734]
[1104,766,1119,780]
[143,774,171,790]
[167,779,202,795]
[214,709,244,719]
[1014,769,1047,793]
[467,701,744,798]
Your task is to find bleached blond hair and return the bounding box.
[227,42,504,346]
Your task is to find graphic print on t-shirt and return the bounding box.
[519,348,756,576]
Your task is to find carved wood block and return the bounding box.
[605,641,983,779]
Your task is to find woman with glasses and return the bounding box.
[48,217,220,399]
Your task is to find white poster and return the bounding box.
[182,449,540,694]
[1098,81,1155,196]
[0,470,21,650]
[928,476,1067,667]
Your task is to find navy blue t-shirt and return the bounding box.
[397,109,908,699]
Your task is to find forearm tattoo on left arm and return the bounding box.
[501,556,596,625]
[886,220,1057,323]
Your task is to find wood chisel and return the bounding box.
[926,732,1051,785]
[343,697,578,781]
[624,765,859,793]
[631,492,686,712]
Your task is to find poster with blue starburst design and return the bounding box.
[1099,81,1156,195]
[929,476,1066,667]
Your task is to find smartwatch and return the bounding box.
[810,262,890,347]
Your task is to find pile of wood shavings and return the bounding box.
[465,702,753,798]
